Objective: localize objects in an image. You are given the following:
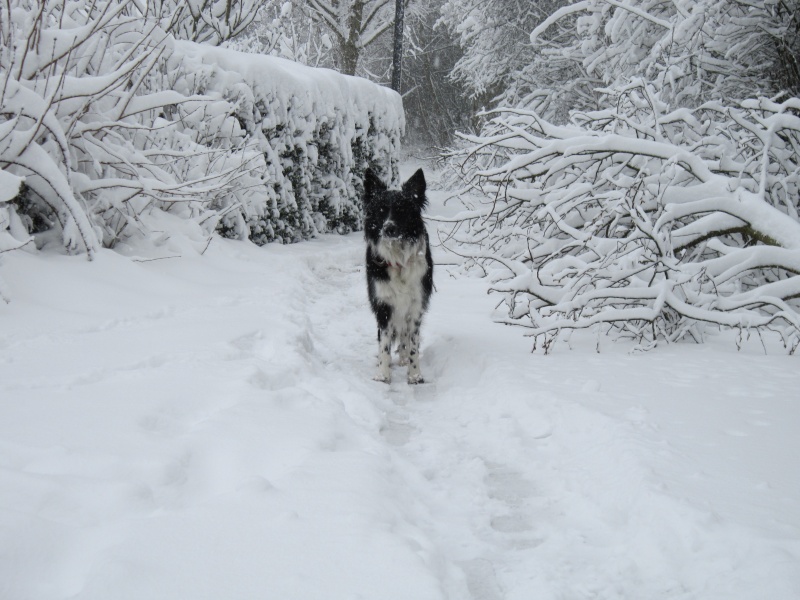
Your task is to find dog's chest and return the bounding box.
[373,252,427,318]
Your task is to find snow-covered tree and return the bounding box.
[390,0,404,91]
[400,10,476,147]
[444,0,800,351]
[2,0,158,255]
[226,0,469,146]
[226,1,337,68]
[288,0,397,75]
[221,1,406,79]
[439,0,573,106]
[149,0,263,45]
[442,0,800,122]
[526,0,800,111]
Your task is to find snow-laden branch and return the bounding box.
[447,92,800,353]
[149,0,263,46]
[529,1,592,44]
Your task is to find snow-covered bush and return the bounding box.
[0,1,259,253]
[0,0,403,256]
[448,89,800,352]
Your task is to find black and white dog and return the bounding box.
[363,168,433,384]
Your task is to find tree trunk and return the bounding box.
[340,40,359,75]
[391,0,404,92]
[340,0,365,76]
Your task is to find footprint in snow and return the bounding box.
[483,464,544,547]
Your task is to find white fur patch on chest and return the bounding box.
[370,238,428,331]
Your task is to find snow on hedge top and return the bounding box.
[174,41,405,139]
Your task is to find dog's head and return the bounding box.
[363,168,427,245]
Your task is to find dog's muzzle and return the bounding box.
[381,221,399,239]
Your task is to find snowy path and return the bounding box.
[2,188,800,599]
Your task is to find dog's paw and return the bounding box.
[407,375,425,385]
[373,372,391,384]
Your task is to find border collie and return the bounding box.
[363,168,433,384]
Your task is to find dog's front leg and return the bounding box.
[406,322,424,385]
[375,328,392,383]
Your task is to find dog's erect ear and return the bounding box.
[364,168,387,206]
[402,168,427,209]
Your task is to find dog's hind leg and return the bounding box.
[406,320,424,385]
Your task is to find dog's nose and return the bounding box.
[382,222,398,238]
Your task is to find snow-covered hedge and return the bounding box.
[172,42,404,244]
[447,89,800,352]
[0,1,403,260]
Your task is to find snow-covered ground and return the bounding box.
[2,168,799,599]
